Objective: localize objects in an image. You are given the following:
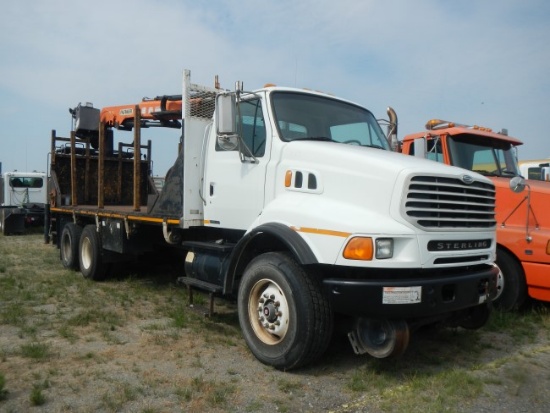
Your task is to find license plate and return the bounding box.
[383,286,422,304]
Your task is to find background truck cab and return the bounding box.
[402,120,550,309]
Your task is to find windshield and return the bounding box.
[447,134,519,177]
[271,92,390,150]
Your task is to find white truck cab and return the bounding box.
[181,72,498,367]
[0,171,47,235]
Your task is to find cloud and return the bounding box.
[1,0,549,174]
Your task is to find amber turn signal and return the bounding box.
[343,237,373,260]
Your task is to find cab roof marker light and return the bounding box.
[427,119,494,133]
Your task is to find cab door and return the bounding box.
[203,96,271,230]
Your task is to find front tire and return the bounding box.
[459,303,491,330]
[493,248,527,311]
[60,223,82,270]
[79,225,107,281]
[237,252,333,370]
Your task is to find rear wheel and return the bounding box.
[238,252,333,370]
[493,248,527,311]
[60,223,82,270]
[79,225,107,281]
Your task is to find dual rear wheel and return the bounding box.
[60,223,107,280]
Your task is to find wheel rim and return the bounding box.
[81,237,93,270]
[61,233,71,262]
[355,318,409,358]
[248,279,290,345]
[493,263,504,301]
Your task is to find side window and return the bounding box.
[426,139,444,163]
[239,99,266,157]
[215,98,267,156]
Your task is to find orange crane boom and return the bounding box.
[100,95,183,130]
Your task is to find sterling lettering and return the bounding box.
[437,241,488,250]
[427,239,491,251]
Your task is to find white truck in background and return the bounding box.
[0,171,48,235]
[518,159,550,182]
[47,70,498,370]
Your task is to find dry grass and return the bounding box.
[0,232,549,412]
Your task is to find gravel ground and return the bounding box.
[1,234,549,412]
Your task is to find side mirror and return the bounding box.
[413,138,426,159]
[216,94,238,151]
[216,94,236,134]
[509,176,526,193]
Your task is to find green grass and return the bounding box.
[0,372,8,401]
[30,380,50,406]
[20,342,51,360]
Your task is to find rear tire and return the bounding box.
[493,248,527,311]
[60,223,82,270]
[79,225,107,281]
[238,252,333,370]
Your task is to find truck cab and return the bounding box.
[402,120,550,309]
[0,171,47,235]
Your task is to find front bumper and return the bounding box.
[323,264,498,319]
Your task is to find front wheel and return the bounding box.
[493,249,527,311]
[238,252,333,370]
[459,303,491,330]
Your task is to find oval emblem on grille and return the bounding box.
[461,174,474,184]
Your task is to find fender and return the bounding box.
[224,222,318,294]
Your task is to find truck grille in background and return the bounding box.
[404,176,496,230]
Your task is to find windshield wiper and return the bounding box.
[290,136,333,142]
[364,144,386,150]
[472,170,500,177]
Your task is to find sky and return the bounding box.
[1,0,549,176]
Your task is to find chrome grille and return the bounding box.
[404,175,496,230]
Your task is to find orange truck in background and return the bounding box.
[400,119,550,309]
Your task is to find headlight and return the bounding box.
[375,238,394,259]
